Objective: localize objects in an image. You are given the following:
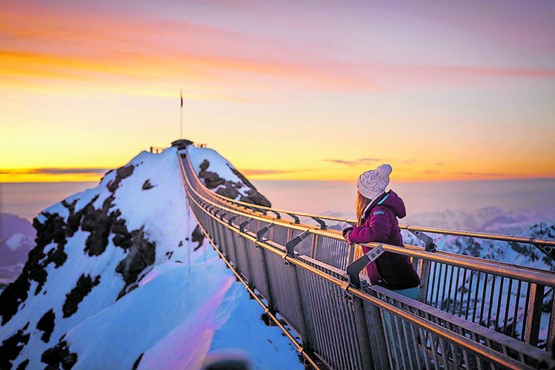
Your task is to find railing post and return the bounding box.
[363,294,391,370]
[525,283,545,346]
[548,292,555,353]
[284,233,316,356]
[346,245,387,370]
[285,230,311,257]
[418,260,432,304]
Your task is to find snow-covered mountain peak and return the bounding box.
[0,144,301,370]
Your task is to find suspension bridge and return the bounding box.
[177,147,555,370]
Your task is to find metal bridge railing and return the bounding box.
[179,150,555,369]
[180,156,555,258]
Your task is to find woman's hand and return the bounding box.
[344,231,352,244]
[342,226,354,244]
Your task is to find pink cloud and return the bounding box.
[2,1,554,95]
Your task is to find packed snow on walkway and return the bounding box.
[0,145,302,370]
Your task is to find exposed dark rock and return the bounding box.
[260,313,272,326]
[227,163,256,190]
[47,245,68,268]
[116,282,140,301]
[16,359,29,370]
[32,212,69,283]
[127,283,139,294]
[112,221,131,247]
[198,168,225,189]
[112,218,132,250]
[115,229,156,297]
[132,353,144,370]
[62,199,84,238]
[107,164,134,192]
[100,169,114,183]
[82,197,121,256]
[34,213,67,250]
[192,225,205,250]
[63,195,101,238]
[198,160,227,189]
[117,165,134,180]
[199,159,210,171]
[62,275,101,318]
[216,186,239,200]
[200,171,220,182]
[107,180,118,193]
[0,328,30,369]
[142,179,155,190]
[199,161,271,206]
[0,209,76,323]
[41,340,77,370]
[204,177,225,189]
[111,217,128,236]
[240,189,271,207]
[0,274,31,325]
[171,139,194,149]
[37,309,56,343]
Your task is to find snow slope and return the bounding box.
[0,145,301,370]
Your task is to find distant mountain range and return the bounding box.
[0,214,36,286]
[324,206,555,270]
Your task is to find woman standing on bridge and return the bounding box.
[343,164,420,298]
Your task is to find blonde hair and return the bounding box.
[355,191,372,226]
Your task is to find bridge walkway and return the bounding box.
[178,149,555,370]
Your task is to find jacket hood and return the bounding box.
[365,190,406,219]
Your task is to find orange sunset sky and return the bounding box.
[1,0,554,183]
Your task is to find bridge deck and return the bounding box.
[178,149,555,370]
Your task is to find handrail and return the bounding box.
[183,151,555,249]
[181,149,555,287]
[178,150,555,370]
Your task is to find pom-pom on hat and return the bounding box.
[357,164,393,200]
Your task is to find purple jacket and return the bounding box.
[344,190,420,290]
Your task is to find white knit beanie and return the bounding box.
[357,164,393,200]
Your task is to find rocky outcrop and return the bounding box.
[192,225,205,251]
[63,198,88,238]
[142,180,154,190]
[215,181,240,199]
[0,274,31,325]
[81,196,120,256]
[132,353,144,370]
[107,165,134,193]
[0,207,75,324]
[240,189,271,207]
[62,275,101,318]
[15,359,29,370]
[115,229,156,297]
[41,340,77,370]
[0,325,30,369]
[198,160,271,207]
[37,309,55,343]
[226,163,255,189]
[198,160,226,189]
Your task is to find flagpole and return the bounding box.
[180,89,183,139]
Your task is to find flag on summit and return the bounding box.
[180,90,183,108]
